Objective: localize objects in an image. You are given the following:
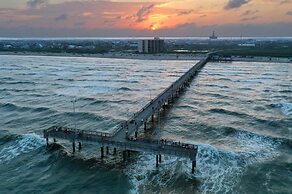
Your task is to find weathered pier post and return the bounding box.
[72,141,75,153]
[127,150,131,158]
[159,155,162,163]
[101,146,104,158]
[192,160,196,174]
[113,148,117,155]
[78,142,82,151]
[156,155,159,167]
[106,146,109,155]
[46,137,49,147]
[144,122,147,130]
[53,138,56,143]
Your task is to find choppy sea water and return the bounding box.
[0,55,291,194]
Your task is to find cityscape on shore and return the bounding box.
[1,36,292,58]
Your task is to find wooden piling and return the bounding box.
[78,142,82,151]
[101,146,104,158]
[192,160,196,174]
[127,150,130,158]
[72,141,75,153]
[156,155,159,167]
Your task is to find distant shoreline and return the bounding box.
[0,51,204,61]
[0,51,291,63]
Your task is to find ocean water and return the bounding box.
[0,55,291,194]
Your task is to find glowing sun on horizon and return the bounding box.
[150,24,159,31]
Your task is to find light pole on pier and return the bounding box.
[150,89,152,100]
[158,109,161,131]
[72,97,77,131]
[70,97,78,153]
[71,97,77,152]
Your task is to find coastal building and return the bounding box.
[138,37,164,53]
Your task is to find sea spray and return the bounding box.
[0,133,45,164]
[126,153,192,194]
[196,144,245,193]
[125,129,283,194]
[233,131,282,163]
[195,130,282,194]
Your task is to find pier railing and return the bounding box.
[44,126,198,160]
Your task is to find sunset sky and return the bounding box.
[0,0,292,37]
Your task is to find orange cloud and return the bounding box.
[0,0,291,36]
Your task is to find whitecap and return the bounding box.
[196,131,281,194]
[0,133,45,164]
[277,102,292,116]
[124,131,282,194]
[126,153,189,194]
[196,144,244,194]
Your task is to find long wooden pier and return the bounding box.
[44,55,210,173]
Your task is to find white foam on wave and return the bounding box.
[197,146,244,193]
[196,131,281,194]
[125,131,281,194]
[126,154,154,194]
[277,102,292,116]
[125,153,190,194]
[234,131,281,163]
[0,133,45,164]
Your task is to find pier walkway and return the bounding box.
[44,55,210,173]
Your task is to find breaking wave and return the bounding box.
[275,102,292,116]
[196,131,281,194]
[0,133,45,164]
[125,128,282,194]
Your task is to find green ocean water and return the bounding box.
[0,55,291,193]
